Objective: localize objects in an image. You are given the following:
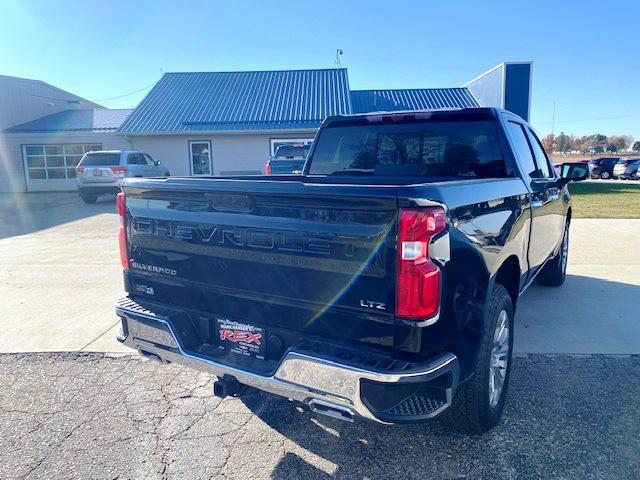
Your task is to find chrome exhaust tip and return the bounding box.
[138,350,167,364]
[308,399,355,422]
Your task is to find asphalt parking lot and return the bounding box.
[1,353,638,479]
[1,192,639,479]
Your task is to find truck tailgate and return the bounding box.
[122,178,399,355]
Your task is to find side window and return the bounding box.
[143,154,155,166]
[526,128,552,178]
[127,153,144,165]
[506,121,537,179]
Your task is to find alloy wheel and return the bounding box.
[561,227,569,274]
[489,310,509,408]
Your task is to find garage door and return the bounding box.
[23,144,102,192]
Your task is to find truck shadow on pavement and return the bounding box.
[241,353,639,479]
[0,192,115,239]
[239,272,640,478]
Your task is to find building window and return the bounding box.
[189,140,212,175]
[270,138,314,157]
[23,144,101,180]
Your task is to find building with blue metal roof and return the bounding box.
[350,88,479,114]
[0,74,134,192]
[120,69,352,134]
[1,62,532,192]
[6,109,133,134]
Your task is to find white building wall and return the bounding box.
[126,131,316,176]
[0,129,316,193]
[0,132,128,192]
[0,75,101,130]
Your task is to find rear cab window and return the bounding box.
[307,116,508,179]
[80,152,121,167]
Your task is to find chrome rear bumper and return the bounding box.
[116,297,459,423]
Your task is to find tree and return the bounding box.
[556,132,571,152]
[579,134,608,154]
[542,134,556,153]
[567,135,580,152]
[609,135,632,151]
[541,132,633,154]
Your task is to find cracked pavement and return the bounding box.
[1,353,638,479]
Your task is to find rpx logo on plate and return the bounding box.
[219,329,262,345]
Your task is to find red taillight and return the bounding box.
[265,162,272,175]
[111,166,128,176]
[395,207,446,320]
[75,166,84,174]
[116,192,129,269]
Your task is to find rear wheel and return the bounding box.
[80,193,98,204]
[601,171,611,179]
[442,284,514,434]
[537,222,569,286]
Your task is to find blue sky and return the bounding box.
[2,0,639,139]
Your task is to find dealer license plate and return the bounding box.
[216,318,265,359]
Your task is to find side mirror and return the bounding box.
[153,160,160,166]
[560,162,589,184]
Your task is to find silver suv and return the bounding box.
[76,150,170,203]
[613,158,640,180]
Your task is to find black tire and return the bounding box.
[80,194,98,204]
[441,284,514,434]
[601,171,610,179]
[537,222,569,286]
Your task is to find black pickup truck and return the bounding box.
[115,108,588,433]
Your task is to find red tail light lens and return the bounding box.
[265,162,272,175]
[116,192,129,269]
[396,207,446,320]
[111,166,128,176]
[75,166,85,174]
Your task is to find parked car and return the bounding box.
[588,157,619,179]
[265,144,309,175]
[114,107,588,433]
[613,158,640,180]
[76,150,169,203]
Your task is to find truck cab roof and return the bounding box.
[84,150,143,155]
[322,107,524,127]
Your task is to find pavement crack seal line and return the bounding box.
[151,367,187,479]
